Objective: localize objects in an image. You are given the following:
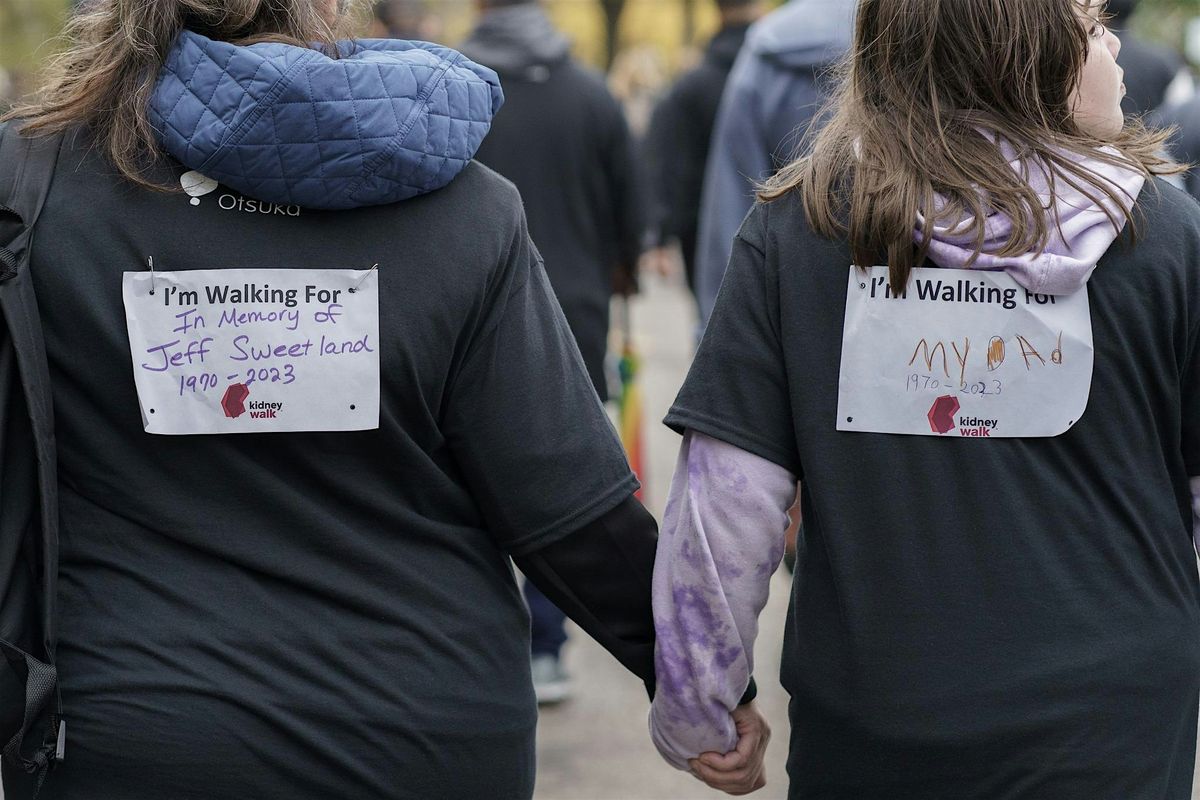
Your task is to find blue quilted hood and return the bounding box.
[149,30,504,210]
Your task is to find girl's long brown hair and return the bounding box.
[760,0,1182,292]
[5,0,349,190]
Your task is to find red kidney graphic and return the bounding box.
[221,383,250,418]
[927,394,960,435]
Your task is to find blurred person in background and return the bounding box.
[1159,101,1200,198]
[1148,3,1200,198]
[608,45,670,140]
[366,0,444,41]
[688,0,853,570]
[643,0,767,304]
[460,0,646,705]
[1161,101,1200,197]
[1108,0,1191,117]
[693,0,856,325]
[650,0,1200,795]
[0,0,660,795]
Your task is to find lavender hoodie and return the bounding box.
[650,149,1200,768]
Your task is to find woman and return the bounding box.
[650,0,1200,797]
[0,0,659,797]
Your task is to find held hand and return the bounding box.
[639,246,681,279]
[688,702,770,796]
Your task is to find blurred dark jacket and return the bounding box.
[693,0,855,324]
[1158,100,1200,198]
[1114,24,1183,117]
[644,23,751,292]
[461,4,645,400]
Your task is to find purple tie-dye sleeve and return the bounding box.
[648,430,797,770]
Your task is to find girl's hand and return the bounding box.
[688,702,771,795]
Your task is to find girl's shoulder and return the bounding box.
[1135,176,1200,239]
[748,187,850,267]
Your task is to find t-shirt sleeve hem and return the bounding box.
[501,473,642,557]
[664,407,801,477]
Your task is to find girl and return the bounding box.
[650,0,1200,797]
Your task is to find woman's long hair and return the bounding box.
[761,0,1182,293]
[5,0,348,189]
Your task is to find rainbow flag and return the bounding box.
[616,299,645,500]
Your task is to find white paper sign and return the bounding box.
[122,268,380,434]
[837,266,1093,438]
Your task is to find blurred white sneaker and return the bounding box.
[531,654,571,705]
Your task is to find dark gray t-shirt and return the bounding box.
[5,137,635,800]
[667,181,1200,799]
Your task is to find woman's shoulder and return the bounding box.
[408,161,530,255]
[44,130,531,293]
[50,126,528,243]
[393,160,536,280]
[421,160,524,223]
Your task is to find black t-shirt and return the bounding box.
[667,181,1200,799]
[4,137,636,800]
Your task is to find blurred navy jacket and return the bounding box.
[694,0,855,324]
[644,22,751,289]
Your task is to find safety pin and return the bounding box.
[147,256,157,296]
[349,263,379,294]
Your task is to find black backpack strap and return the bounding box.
[0,123,61,272]
[0,121,65,794]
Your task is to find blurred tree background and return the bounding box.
[2,0,1199,104]
[1140,0,1200,56]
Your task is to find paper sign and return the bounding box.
[122,268,380,434]
[837,266,1093,438]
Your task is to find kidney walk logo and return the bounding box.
[926,395,999,436]
[220,382,284,421]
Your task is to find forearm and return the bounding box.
[513,494,658,693]
[649,431,796,770]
